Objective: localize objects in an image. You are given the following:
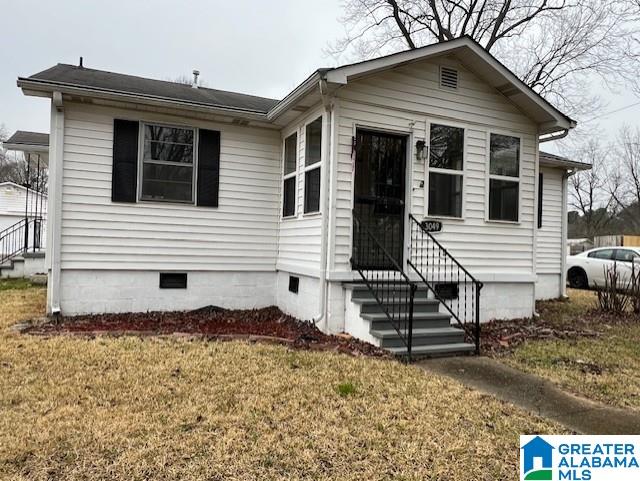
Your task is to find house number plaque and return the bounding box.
[421,220,443,232]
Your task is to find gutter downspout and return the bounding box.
[560,168,575,298]
[532,134,540,318]
[313,78,333,328]
[48,91,64,315]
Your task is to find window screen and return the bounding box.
[429,172,462,218]
[283,176,296,217]
[141,124,194,203]
[305,117,322,166]
[428,124,464,218]
[284,133,297,175]
[489,179,519,222]
[304,167,321,213]
[489,133,520,222]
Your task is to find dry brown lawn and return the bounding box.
[505,289,640,411]
[0,285,561,480]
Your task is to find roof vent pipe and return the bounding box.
[79,57,83,68]
[192,69,200,89]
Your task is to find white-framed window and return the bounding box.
[303,116,322,214]
[427,123,464,218]
[488,133,520,222]
[139,123,196,203]
[282,131,298,218]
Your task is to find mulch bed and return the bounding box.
[21,306,390,358]
[480,317,601,355]
[481,304,640,355]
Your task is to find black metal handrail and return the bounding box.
[0,217,44,266]
[408,214,483,354]
[351,210,417,361]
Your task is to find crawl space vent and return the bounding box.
[440,66,458,90]
[159,272,187,289]
[288,275,299,294]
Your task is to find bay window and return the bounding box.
[428,123,464,218]
[488,133,520,222]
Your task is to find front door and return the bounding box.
[352,129,407,269]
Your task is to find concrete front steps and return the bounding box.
[0,251,46,281]
[345,283,475,358]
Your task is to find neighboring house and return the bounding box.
[0,131,49,277]
[16,36,590,356]
[594,234,640,248]
[567,237,594,255]
[0,182,46,232]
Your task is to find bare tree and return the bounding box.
[329,0,640,117]
[568,139,615,237]
[167,75,207,88]
[610,126,640,232]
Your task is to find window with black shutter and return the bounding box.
[197,129,221,207]
[111,120,220,207]
[112,119,139,202]
[538,172,544,228]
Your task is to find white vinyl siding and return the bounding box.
[276,107,325,276]
[332,57,538,276]
[0,184,47,217]
[60,102,281,271]
[536,167,564,274]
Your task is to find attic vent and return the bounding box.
[232,119,250,126]
[440,66,458,90]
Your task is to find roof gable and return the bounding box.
[328,37,573,132]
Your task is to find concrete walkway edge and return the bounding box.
[419,356,640,435]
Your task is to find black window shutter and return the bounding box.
[197,129,221,207]
[112,119,139,203]
[538,172,544,228]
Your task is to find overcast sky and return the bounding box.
[1,0,638,155]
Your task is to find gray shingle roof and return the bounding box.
[5,130,49,147]
[540,151,591,170]
[26,64,280,114]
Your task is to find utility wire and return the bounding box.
[582,100,640,123]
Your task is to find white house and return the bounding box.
[0,131,48,277]
[0,182,46,233]
[16,36,590,357]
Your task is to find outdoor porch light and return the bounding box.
[415,140,428,161]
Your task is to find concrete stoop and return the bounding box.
[0,251,46,282]
[344,283,475,358]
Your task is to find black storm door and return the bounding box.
[352,129,407,269]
